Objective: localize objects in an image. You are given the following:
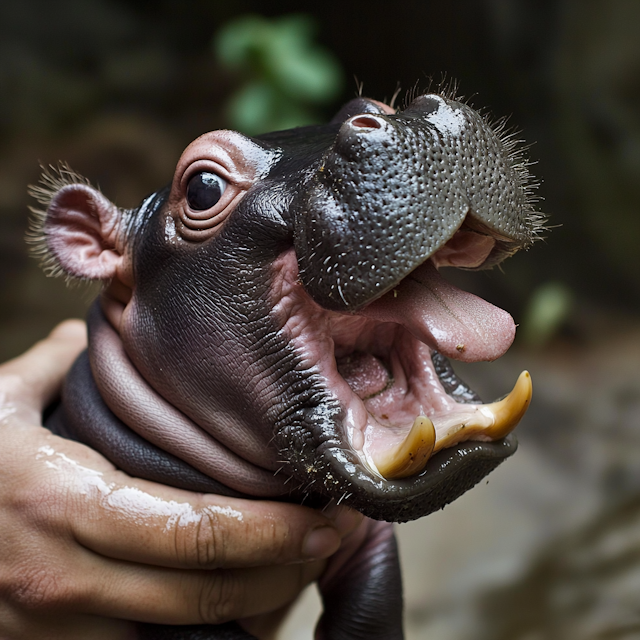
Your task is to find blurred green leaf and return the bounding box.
[214,14,344,134]
[520,281,574,347]
[215,15,269,71]
[226,80,319,134]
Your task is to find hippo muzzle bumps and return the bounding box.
[31,93,543,640]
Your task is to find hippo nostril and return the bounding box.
[349,115,383,130]
[336,114,388,159]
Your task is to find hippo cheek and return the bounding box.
[269,244,530,523]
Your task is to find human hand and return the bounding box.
[0,321,362,639]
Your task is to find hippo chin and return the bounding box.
[32,93,543,639]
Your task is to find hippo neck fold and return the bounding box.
[89,297,293,497]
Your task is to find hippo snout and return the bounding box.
[293,93,540,312]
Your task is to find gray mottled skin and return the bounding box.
[294,95,535,310]
[34,93,541,640]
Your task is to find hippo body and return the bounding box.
[34,93,541,639]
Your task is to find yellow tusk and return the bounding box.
[374,415,436,480]
[370,371,532,480]
[482,370,532,439]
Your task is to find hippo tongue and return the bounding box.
[361,261,516,362]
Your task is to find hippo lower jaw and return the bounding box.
[272,226,531,488]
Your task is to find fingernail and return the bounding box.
[330,507,363,537]
[302,526,341,559]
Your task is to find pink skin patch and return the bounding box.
[431,229,497,269]
[269,229,516,477]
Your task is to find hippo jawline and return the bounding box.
[273,220,530,515]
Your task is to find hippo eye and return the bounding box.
[186,171,227,211]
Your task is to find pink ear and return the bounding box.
[45,184,123,280]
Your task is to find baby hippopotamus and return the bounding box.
[32,93,542,639]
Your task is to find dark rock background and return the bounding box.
[2,1,640,638]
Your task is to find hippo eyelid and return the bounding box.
[180,158,249,194]
[173,163,246,239]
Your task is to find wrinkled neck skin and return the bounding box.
[92,189,308,499]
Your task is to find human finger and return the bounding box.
[41,443,362,567]
[0,320,86,411]
[1,422,338,634]
[73,557,324,625]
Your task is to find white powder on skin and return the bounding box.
[35,445,244,529]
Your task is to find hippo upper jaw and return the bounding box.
[291,94,543,312]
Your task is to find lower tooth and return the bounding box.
[372,370,532,480]
[433,370,532,452]
[374,415,436,480]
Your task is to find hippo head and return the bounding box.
[33,94,542,522]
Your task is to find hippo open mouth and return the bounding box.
[259,94,542,516]
[273,224,531,487]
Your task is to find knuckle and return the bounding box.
[9,565,79,611]
[12,476,69,533]
[196,509,225,568]
[250,514,289,563]
[270,519,291,560]
[173,508,226,568]
[198,571,244,624]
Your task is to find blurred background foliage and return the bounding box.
[2,0,640,358]
[2,1,640,638]
[214,14,344,134]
